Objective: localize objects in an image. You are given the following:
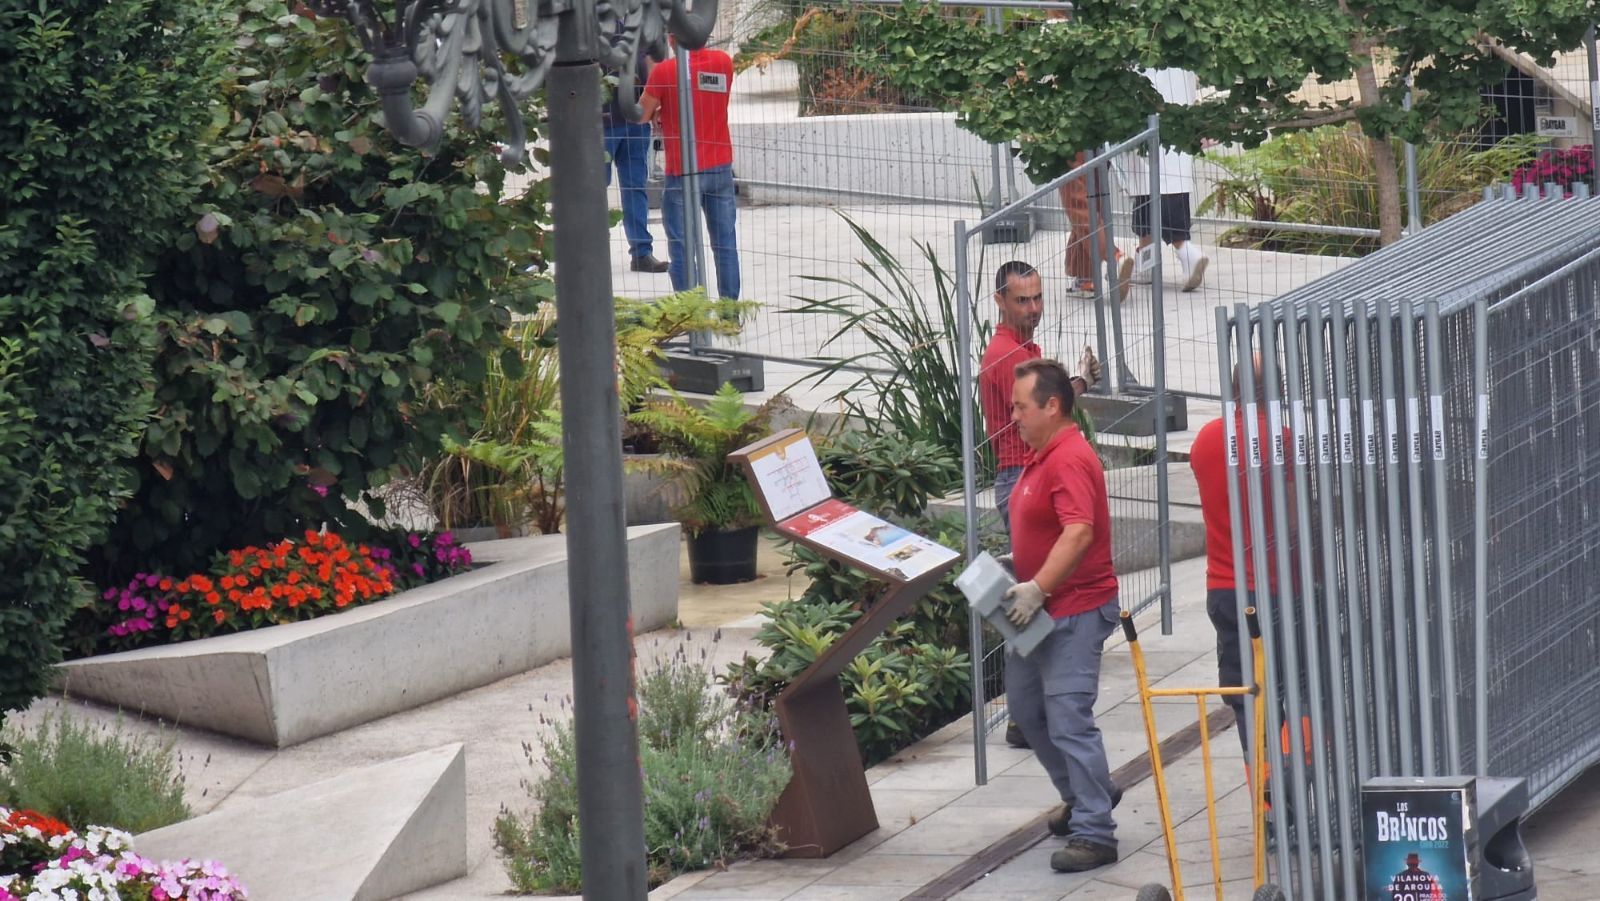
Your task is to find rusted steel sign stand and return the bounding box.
[729,428,961,857]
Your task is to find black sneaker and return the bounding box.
[1005,721,1030,749]
[1050,836,1118,872]
[1047,784,1123,836]
[630,254,669,273]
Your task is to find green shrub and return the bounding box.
[494,659,790,891]
[92,0,550,580]
[1201,127,1546,256]
[0,0,226,728]
[0,712,190,833]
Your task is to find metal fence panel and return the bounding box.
[1217,190,1600,898]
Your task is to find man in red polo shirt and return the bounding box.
[636,39,739,299]
[981,261,1099,751]
[1002,358,1121,873]
[979,261,1099,532]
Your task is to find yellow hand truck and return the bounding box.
[1121,607,1286,901]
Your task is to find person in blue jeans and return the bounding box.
[636,42,740,299]
[603,42,668,273]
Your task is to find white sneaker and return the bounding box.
[1177,244,1209,292]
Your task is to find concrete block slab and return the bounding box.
[136,744,467,901]
[58,525,678,746]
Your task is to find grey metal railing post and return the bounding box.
[1404,81,1423,233]
[1587,25,1599,195]
[1106,145,1134,391]
[673,43,707,343]
[1354,307,1395,775]
[1147,116,1173,632]
[1234,306,1296,888]
[1326,301,1364,895]
[1086,164,1113,392]
[955,220,990,787]
[1377,302,1416,775]
[1258,307,1325,897]
[1215,306,1257,806]
[1424,300,1463,772]
[1473,297,1490,775]
[1399,299,1438,776]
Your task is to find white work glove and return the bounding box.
[996,553,1015,577]
[1004,580,1047,627]
[1077,345,1101,391]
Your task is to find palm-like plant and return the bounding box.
[629,383,790,535]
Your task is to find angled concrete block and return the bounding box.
[136,744,467,901]
[58,523,679,746]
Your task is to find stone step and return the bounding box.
[137,743,467,901]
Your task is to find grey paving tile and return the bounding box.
[873,806,1043,855]
[953,844,1099,895]
[872,754,988,791]
[811,852,965,887]
[949,773,1060,807]
[782,885,913,901]
[676,859,833,899]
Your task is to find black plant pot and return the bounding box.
[687,525,759,585]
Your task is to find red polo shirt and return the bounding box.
[642,49,734,176]
[979,325,1041,469]
[1011,423,1118,618]
[1189,414,1293,591]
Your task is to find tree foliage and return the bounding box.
[95,0,551,577]
[875,0,1597,240]
[0,0,225,724]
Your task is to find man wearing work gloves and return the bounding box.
[1000,358,1122,873]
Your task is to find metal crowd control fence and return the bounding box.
[1214,186,1600,899]
[954,118,1174,782]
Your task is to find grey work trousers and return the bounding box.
[1004,598,1121,847]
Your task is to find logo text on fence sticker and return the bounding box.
[1430,395,1446,461]
[1408,397,1422,465]
[1477,395,1489,461]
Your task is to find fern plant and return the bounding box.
[628,383,790,535]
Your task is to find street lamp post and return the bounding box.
[309,0,718,896]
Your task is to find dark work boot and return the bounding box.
[630,254,669,273]
[1050,836,1118,872]
[1047,784,1123,836]
[1005,721,1029,749]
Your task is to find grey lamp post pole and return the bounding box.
[311,0,718,895]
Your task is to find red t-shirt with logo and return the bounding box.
[642,49,734,176]
[1010,423,1118,618]
[979,325,1041,470]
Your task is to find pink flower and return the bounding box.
[408,533,421,548]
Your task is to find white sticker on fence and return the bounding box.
[1385,398,1400,465]
[1224,401,1238,467]
[1362,399,1377,465]
[1293,400,1309,466]
[1317,400,1333,466]
[1408,397,1422,464]
[1338,397,1354,464]
[1268,399,1285,466]
[1245,402,1262,468]
[1430,395,1446,461]
[1477,394,1489,460]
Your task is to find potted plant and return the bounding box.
[630,382,789,584]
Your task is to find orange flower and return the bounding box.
[213,610,226,624]
[159,577,174,591]
[205,592,221,605]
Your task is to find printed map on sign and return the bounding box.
[780,499,959,581]
[746,432,832,521]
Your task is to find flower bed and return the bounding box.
[0,807,246,900]
[75,530,471,655]
[56,525,681,747]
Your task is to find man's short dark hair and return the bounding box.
[995,260,1037,294]
[1015,358,1076,416]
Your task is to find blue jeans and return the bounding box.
[662,164,740,299]
[604,122,654,259]
[1005,600,1121,847]
[994,465,1023,535]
